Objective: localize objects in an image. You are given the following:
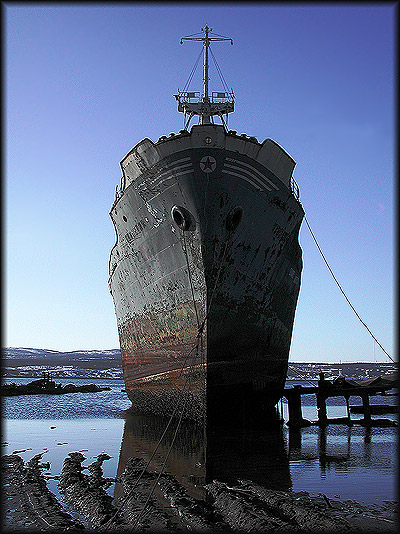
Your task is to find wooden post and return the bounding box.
[318,427,327,472]
[316,393,328,427]
[344,394,351,425]
[362,393,372,426]
[317,372,328,427]
[287,386,304,428]
[288,428,302,451]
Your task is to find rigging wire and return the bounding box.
[181,42,233,97]
[209,45,231,95]
[182,31,203,38]
[304,214,394,363]
[210,31,233,40]
[182,47,204,94]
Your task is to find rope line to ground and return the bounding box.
[105,239,205,528]
[181,228,230,332]
[134,228,232,525]
[304,215,393,363]
[181,227,231,370]
[132,358,196,529]
[185,230,231,339]
[102,341,201,529]
[20,477,61,530]
[105,227,231,528]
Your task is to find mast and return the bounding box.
[203,24,210,105]
[175,25,234,127]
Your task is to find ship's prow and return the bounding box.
[116,124,298,194]
[109,27,304,425]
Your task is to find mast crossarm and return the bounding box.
[180,36,233,44]
[180,25,233,45]
[176,25,234,127]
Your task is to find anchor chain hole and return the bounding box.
[171,206,193,231]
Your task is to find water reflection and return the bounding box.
[114,409,397,505]
[206,417,291,491]
[2,379,396,505]
[114,408,292,502]
[287,423,397,496]
[114,410,206,501]
[317,427,352,472]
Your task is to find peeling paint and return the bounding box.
[109,125,304,422]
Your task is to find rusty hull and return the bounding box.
[109,124,304,424]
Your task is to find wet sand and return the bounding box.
[2,452,397,532]
[1,453,84,531]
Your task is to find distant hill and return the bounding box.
[3,347,121,371]
[2,348,396,381]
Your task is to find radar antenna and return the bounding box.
[174,25,234,129]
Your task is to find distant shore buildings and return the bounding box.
[3,360,396,382]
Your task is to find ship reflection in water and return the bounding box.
[114,406,397,505]
[114,408,292,502]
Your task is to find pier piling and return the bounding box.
[287,386,303,428]
[361,393,372,426]
[282,374,397,429]
[316,393,328,427]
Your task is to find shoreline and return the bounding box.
[3,376,397,530]
[2,452,397,532]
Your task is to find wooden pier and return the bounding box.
[283,372,398,429]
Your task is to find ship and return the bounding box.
[109,26,304,425]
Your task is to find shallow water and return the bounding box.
[1,377,398,505]
[2,378,131,419]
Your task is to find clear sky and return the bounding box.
[5,3,395,363]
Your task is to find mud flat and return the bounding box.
[2,452,397,532]
[1,453,84,531]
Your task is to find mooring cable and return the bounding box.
[132,361,195,529]
[129,229,231,527]
[107,225,230,528]
[103,339,202,529]
[286,363,318,387]
[304,214,393,362]
[198,236,231,335]
[21,478,58,529]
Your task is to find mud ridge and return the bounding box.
[2,452,397,532]
[1,453,84,531]
[58,451,122,530]
[206,479,351,532]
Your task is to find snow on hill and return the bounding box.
[2,347,122,377]
[4,347,120,360]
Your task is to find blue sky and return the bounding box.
[5,3,395,363]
